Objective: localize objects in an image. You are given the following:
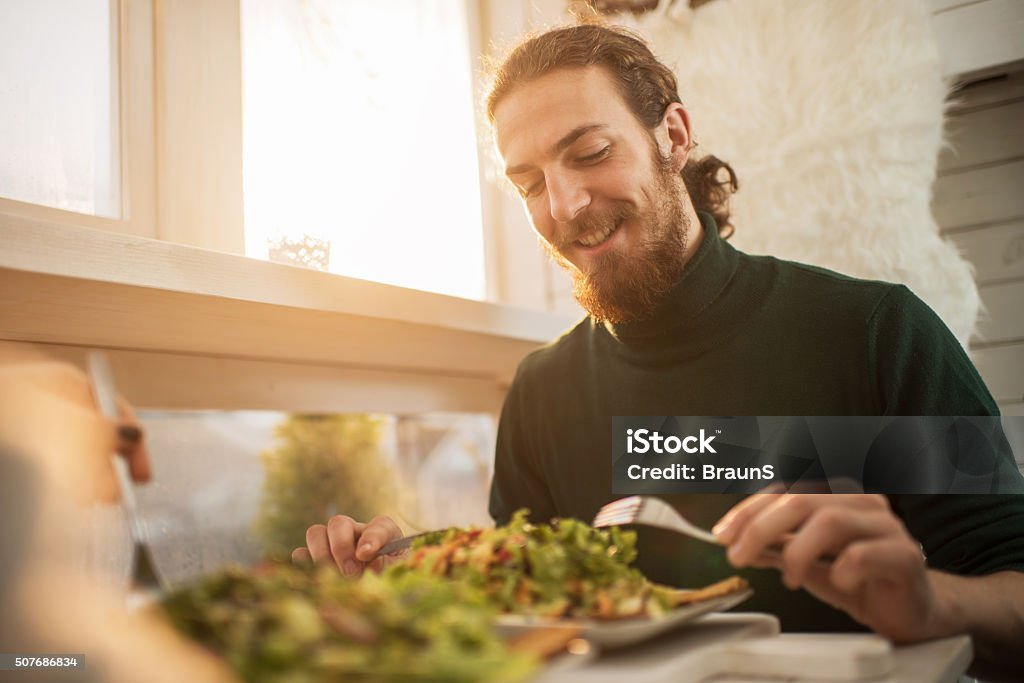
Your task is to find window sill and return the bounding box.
[0,216,576,412]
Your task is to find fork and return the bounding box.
[376,530,434,556]
[593,495,832,566]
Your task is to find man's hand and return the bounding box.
[291,514,403,578]
[713,494,952,643]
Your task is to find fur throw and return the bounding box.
[623,0,979,344]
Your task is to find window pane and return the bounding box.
[130,410,494,585]
[0,0,121,217]
[241,0,486,299]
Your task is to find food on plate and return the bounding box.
[672,575,748,606]
[387,509,748,619]
[158,511,747,681]
[159,563,537,683]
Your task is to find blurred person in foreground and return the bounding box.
[294,24,1024,681]
[0,344,232,683]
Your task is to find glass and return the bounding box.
[0,0,121,217]
[130,410,494,585]
[241,0,486,299]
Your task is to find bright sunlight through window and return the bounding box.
[241,0,485,299]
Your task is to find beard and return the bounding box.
[541,152,691,324]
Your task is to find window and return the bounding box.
[0,0,121,217]
[133,410,495,584]
[241,0,486,300]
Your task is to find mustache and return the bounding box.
[554,203,636,250]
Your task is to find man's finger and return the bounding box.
[354,515,403,562]
[291,547,313,566]
[830,537,925,594]
[305,524,332,566]
[713,492,780,542]
[726,495,825,566]
[779,509,903,589]
[724,495,890,566]
[327,515,362,577]
[790,536,929,635]
[788,561,853,612]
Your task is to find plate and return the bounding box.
[493,589,752,649]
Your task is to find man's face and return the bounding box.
[492,66,694,323]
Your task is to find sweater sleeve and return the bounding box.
[868,286,1024,573]
[488,363,557,526]
[867,285,998,416]
[891,494,1024,574]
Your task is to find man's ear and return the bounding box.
[660,103,693,173]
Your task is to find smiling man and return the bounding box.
[495,64,697,324]
[296,24,1024,681]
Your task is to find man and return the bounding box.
[295,25,1024,680]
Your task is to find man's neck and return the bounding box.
[680,200,705,269]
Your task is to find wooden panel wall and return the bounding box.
[930,0,1024,79]
[937,71,1024,415]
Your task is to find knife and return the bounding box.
[87,351,168,595]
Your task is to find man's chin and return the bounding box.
[572,277,653,324]
[572,245,686,323]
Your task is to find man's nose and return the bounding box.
[547,173,590,223]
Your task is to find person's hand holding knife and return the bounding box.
[0,343,150,504]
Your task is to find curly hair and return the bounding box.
[485,24,737,237]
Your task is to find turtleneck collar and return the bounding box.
[600,212,740,341]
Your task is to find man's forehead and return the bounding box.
[492,66,633,168]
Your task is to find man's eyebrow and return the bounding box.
[504,124,608,176]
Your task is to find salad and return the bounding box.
[158,510,746,682]
[160,563,537,683]
[387,509,740,619]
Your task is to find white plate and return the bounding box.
[494,589,752,649]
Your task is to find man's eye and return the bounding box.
[520,180,545,198]
[578,146,610,164]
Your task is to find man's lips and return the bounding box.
[562,219,627,268]
[576,219,621,248]
[570,218,625,251]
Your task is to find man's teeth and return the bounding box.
[577,222,619,247]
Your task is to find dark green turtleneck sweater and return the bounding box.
[489,213,1024,632]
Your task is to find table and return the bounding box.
[535,613,973,683]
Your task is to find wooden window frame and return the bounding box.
[0,0,580,414]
